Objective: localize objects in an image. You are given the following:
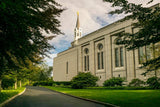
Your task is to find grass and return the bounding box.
[43,86,160,107]
[0,87,25,104]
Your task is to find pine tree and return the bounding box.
[0,0,64,92]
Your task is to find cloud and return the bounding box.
[43,53,57,66]
[44,0,159,66]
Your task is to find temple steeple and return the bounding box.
[74,12,82,41]
[76,12,80,29]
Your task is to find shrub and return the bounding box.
[103,77,124,87]
[146,77,160,89]
[33,81,71,86]
[129,78,145,87]
[71,72,98,89]
[33,81,54,86]
[2,77,15,89]
[54,81,71,86]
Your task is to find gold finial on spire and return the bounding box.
[76,11,80,28]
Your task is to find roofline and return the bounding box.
[72,3,160,42]
[59,3,160,54]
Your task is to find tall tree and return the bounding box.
[0,0,64,92]
[103,0,160,75]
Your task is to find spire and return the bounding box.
[76,11,80,29]
[74,11,82,42]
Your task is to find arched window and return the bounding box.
[97,44,104,70]
[84,48,89,71]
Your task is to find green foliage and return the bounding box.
[54,81,71,86]
[103,0,160,73]
[44,86,160,107]
[33,81,71,86]
[0,87,25,103]
[129,79,145,87]
[2,76,15,89]
[71,72,98,89]
[0,0,63,78]
[146,77,160,89]
[33,81,54,86]
[26,64,53,82]
[103,77,124,87]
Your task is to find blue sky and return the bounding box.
[44,0,159,66]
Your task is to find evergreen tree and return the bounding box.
[0,0,64,92]
[103,0,160,75]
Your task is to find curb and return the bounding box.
[0,88,26,107]
[42,87,119,107]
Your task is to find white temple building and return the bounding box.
[53,4,160,85]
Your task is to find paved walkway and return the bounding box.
[3,86,107,107]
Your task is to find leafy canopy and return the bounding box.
[0,0,64,76]
[103,0,160,74]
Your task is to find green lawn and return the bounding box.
[44,86,160,107]
[0,87,25,104]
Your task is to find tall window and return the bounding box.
[138,45,152,64]
[145,45,151,61]
[115,48,119,67]
[115,47,124,67]
[84,48,89,71]
[138,47,144,64]
[66,62,68,74]
[97,44,104,70]
[120,47,124,66]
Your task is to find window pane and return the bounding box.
[138,47,144,64]
[66,62,68,74]
[87,55,89,71]
[115,48,119,67]
[101,52,104,69]
[84,56,87,71]
[146,45,151,60]
[98,53,100,69]
[120,47,124,66]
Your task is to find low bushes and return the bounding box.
[103,77,160,89]
[33,81,54,86]
[129,78,145,87]
[103,77,124,87]
[2,76,15,89]
[33,81,71,86]
[146,76,160,89]
[71,72,98,89]
[54,81,71,86]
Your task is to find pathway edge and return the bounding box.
[0,88,26,107]
[42,86,119,107]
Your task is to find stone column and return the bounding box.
[105,35,112,79]
[125,26,135,82]
[89,41,95,75]
[77,46,82,73]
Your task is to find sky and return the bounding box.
[44,0,160,66]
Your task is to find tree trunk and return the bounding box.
[15,78,17,89]
[152,44,157,76]
[19,80,22,88]
[0,79,2,93]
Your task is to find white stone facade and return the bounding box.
[53,4,160,85]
